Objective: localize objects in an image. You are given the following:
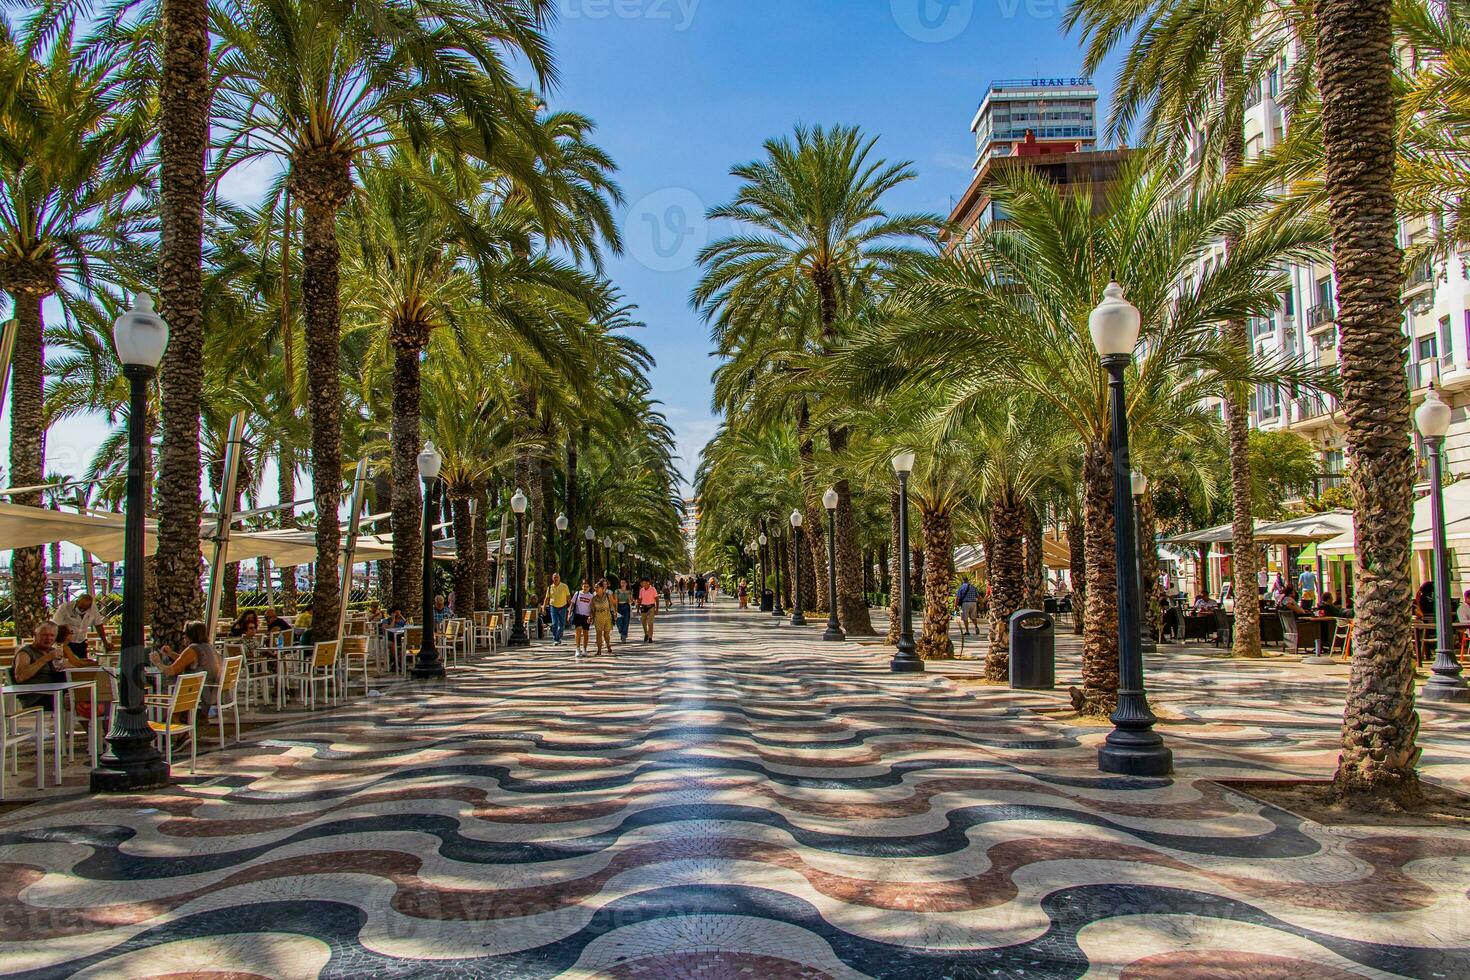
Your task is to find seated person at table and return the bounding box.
[261,607,292,634]
[432,595,451,626]
[9,623,73,710]
[52,625,100,667]
[1192,594,1218,613]
[381,606,408,630]
[1277,587,1309,616]
[1417,580,1436,619]
[228,610,260,639]
[1316,592,1352,618]
[294,608,314,644]
[1459,589,1470,624]
[153,620,223,711]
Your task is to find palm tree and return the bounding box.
[212,0,555,642]
[1064,0,1308,660]
[1316,0,1422,810]
[694,125,941,635]
[862,159,1328,714]
[0,24,148,635]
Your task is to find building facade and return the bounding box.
[970,77,1100,173]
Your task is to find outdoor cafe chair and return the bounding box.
[213,656,244,745]
[1,690,44,796]
[341,636,371,695]
[286,640,340,709]
[399,627,423,676]
[63,667,113,762]
[145,670,206,774]
[472,611,493,652]
[1331,619,1355,662]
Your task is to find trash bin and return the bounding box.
[1009,609,1055,690]
[760,588,774,613]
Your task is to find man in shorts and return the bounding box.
[956,577,981,636]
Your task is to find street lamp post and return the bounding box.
[1092,282,1172,776]
[1419,385,1470,702]
[412,442,446,679]
[508,489,530,646]
[617,541,626,580]
[758,532,769,612]
[603,536,612,580]
[822,489,844,641]
[789,509,807,626]
[1132,470,1155,654]
[890,453,923,673]
[584,527,595,584]
[92,295,171,793]
[770,526,785,618]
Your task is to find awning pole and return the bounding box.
[204,412,247,639]
[336,459,369,647]
[76,490,96,596]
[0,319,15,416]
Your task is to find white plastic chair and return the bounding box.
[2,691,44,796]
[214,656,244,745]
[341,637,371,696]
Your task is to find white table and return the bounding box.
[0,679,98,786]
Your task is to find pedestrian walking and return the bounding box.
[615,579,634,642]
[570,580,594,658]
[695,576,707,607]
[956,577,980,636]
[591,580,616,656]
[662,578,673,610]
[738,579,748,609]
[546,573,570,646]
[639,578,660,642]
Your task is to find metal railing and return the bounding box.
[1307,303,1336,329]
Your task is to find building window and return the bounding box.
[1283,288,1295,317]
[1441,315,1454,367]
[1316,276,1332,308]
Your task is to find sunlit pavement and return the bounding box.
[2,600,1467,978]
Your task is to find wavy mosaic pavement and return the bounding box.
[2,603,1467,978]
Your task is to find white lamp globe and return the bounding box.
[555,513,569,532]
[603,535,612,548]
[417,442,443,480]
[585,526,596,541]
[823,487,839,511]
[790,509,803,528]
[1131,469,1149,497]
[758,533,767,546]
[113,294,170,369]
[1090,281,1141,358]
[1418,384,1453,439]
[509,488,528,515]
[891,451,916,477]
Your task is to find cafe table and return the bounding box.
[0,678,98,786]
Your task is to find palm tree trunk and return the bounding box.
[827,429,874,635]
[918,504,954,660]
[986,495,1026,682]
[277,452,299,614]
[451,491,474,614]
[537,453,554,592]
[150,0,210,652]
[886,490,902,644]
[473,483,491,610]
[390,339,423,616]
[4,289,46,636]
[1139,492,1161,641]
[796,401,829,614]
[1022,502,1045,609]
[1076,441,1119,716]
[566,429,580,531]
[296,167,350,645]
[1067,512,1086,635]
[1319,0,1422,809]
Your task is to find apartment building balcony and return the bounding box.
[1405,261,1435,294]
[1285,391,1341,435]
[1306,302,1336,331]
[1408,358,1441,391]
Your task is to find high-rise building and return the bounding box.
[970,77,1099,172]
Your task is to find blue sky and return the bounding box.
[12,0,1117,502]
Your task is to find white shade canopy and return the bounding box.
[114,294,169,369]
[822,487,839,511]
[1089,281,1141,357]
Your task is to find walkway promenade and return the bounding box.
[2,602,1467,977]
